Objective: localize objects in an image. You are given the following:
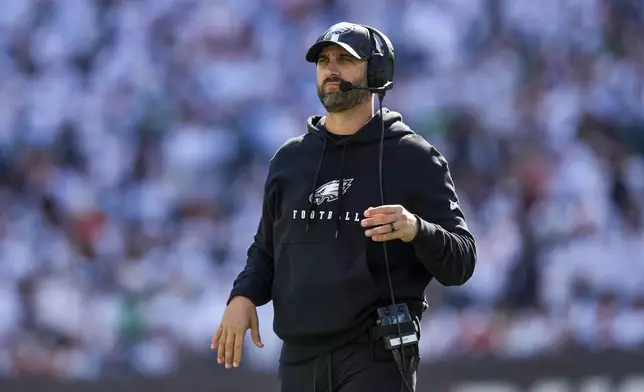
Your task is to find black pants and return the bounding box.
[278,340,419,392]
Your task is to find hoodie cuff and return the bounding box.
[227,289,257,307]
[410,215,443,262]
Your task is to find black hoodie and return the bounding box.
[228,109,476,364]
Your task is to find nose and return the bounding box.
[326,59,341,73]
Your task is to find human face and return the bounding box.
[316,45,370,113]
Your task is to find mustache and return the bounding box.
[323,77,343,86]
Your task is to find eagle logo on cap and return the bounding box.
[323,23,356,40]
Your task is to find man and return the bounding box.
[211,22,476,392]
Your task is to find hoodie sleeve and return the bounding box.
[406,137,476,286]
[227,166,277,307]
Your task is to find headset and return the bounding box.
[361,24,395,95]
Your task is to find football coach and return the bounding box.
[211,22,477,392]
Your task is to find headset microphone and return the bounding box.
[339,80,393,94]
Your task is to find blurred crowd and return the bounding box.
[0,0,643,380]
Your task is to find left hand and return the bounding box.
[361,205,420,243]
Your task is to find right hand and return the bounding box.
[211,296,264,369]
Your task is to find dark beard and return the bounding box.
[317,76,371,113]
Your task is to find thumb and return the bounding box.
[250,312,264,348]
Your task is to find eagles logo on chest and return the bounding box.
[309,178,354,206]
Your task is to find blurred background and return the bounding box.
[0,0,643,391]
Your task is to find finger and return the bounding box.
[232,332,244,368]
[361,213,397,228]
[225,331,235,369]
[211,324,223,350]
[250,312,264,348]
[371,229,404,242]
[371,233,400,242]
[365,222,397,237]
[364,205,402,217]
[217,331,227,365]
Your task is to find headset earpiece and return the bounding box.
[361,25,395,91]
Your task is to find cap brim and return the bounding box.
[305,41,364,63]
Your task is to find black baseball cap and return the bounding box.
[305,22,374,63]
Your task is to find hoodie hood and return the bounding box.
[306,108,413,146]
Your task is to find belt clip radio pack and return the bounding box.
[373,303,418,351]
